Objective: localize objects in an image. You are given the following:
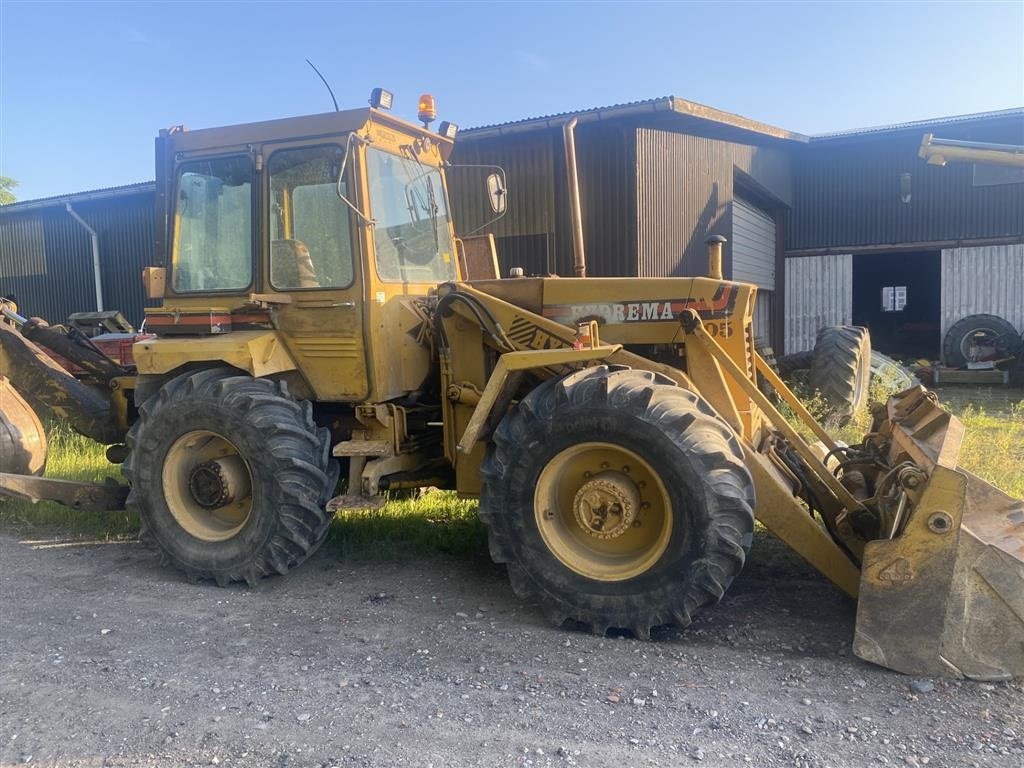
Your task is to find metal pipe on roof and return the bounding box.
[919,133,1024,168]
[563,116,586,278]
[65,203,103,311]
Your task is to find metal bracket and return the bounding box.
[456,345,621,454]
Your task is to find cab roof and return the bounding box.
[164,107,455,159]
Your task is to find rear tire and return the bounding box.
[123,368,339,586]
[809,326,871,423]
[942,313,1022,368]
[479,366,755,638]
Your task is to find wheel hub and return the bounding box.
[189,460,234,508]
[163,431,254,542]
[572,472,640,540]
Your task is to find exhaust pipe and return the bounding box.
[705,235,726,280]
[562,117,586,278]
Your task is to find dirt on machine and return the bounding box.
[1,90,1021,681]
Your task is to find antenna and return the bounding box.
[305,59,339,112]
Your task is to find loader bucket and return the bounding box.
[0,374,47,476]
[852,389,1024,680]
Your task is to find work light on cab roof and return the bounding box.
[368,87,393,110]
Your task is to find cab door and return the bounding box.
[263,141,370,401]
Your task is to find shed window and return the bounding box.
[881,286,907,312]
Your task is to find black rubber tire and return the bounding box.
[479,366,755,638]
[777,350,814,379]
[754,343,779,400]
[870,351,919,394]
[942,313,1023,369]
[809,326,871,423]
[123,368,339,586]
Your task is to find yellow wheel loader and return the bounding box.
[1,92,1021,680]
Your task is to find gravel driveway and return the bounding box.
[1,531,1020,767]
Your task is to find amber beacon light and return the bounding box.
[418,94,437,127]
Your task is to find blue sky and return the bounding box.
[2,0,1022,201]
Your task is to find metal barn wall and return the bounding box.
[635,128,792,278]
[449,131,558,277]
[0,192,156,327]
[784,253,853,354]
[940,244,1024,339]
[450,123,637,277]
[557,122,637,277]
[788,117,1024,252]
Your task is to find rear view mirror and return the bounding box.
[486,173,507,215]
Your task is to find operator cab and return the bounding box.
[141,90,480,403]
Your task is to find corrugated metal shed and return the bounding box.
[788,110,1024,253]
[784,253,853,354]
[732,198,777,289]
[635,128,792,278]
[940,244,1024,338]
[450,122,637,277]
[463,96,807,144]
[0,186,157,326]
[811,108,1024,141]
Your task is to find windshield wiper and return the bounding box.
[426,176,440,253]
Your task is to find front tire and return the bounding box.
[479,366,755,638]
[123,368,339,586]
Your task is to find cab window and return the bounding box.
[366,147,456,283]
[172,155,253,293]
[268,145,354,290]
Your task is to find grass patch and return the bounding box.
[0,420,486,559]
[3,387,1021,557]
[325,491,486,561]
[0,421,137,538]
[952,399,1024,498]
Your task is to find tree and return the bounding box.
[0,176,18,205]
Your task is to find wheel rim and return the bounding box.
[534,442,673,582]
[162,430,253,542]
[959,327,1000,363]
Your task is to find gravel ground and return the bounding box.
[1,531,1021,768]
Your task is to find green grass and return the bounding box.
[0,420,137,538]
[3,386,1022,557]
[0,419,487,558]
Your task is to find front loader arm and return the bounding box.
[682,310,1024,680]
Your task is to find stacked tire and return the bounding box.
[777,326,872,425]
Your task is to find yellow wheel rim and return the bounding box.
[162,430,253,542]
[534,442,673,581]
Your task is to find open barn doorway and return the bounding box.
[852,251,941,359]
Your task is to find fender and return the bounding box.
[133,331,298,379]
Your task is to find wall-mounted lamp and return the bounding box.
[899,171,912,204]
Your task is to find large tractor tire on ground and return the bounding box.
[809,326,871,423]
[942,313,1023,368]
[479,366,755,638]
[123,368,339,586]
[869,350,919,394]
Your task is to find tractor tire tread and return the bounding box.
[123,367,337,587]
[479,365,754,638]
